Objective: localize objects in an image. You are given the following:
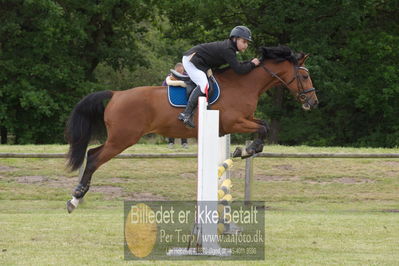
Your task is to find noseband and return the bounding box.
[261,64,315,103]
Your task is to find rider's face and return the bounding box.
[175,66,185,74]
[236,38,249,52]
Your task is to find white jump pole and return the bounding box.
[196,97,222,254]
[168,97,231,256]
[197,97,219,204]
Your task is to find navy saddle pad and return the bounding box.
[167,79,220,107]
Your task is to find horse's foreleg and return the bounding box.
[248,118,270,153]
[230,118,269,159]
[252,118,271,134]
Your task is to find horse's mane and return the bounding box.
[214,45,303,74]
[259,45,301,65]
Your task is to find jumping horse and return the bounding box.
[65,46,318,213]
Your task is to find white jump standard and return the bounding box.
[167,97,231,256]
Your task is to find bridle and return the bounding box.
[261,64,316,104]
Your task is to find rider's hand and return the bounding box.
[251,58,260,66]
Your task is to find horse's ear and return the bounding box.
[298,53,310,65]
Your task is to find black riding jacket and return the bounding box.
[184,39,255,74]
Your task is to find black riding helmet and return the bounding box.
[229,26,252,41]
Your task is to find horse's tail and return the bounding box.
[65,90,113,171]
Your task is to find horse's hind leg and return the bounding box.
[73,146,103,196]
[67,145,103,213]
[67,140,135,213]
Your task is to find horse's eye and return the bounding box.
[302,75,309,79]
[299,94,307,101]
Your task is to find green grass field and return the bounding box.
[1,144,398,265]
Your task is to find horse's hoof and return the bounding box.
[241,148,255,159]
[232,147,242,158]
[66,200,76,214]
[241,153,254,159]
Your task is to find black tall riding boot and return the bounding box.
[178,86,203,128]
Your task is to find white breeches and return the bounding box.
[182,55,209,94]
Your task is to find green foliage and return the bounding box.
[1,0,398,147]
[94,18,191,89]
[0,0,155,143]
[161,0,399,147]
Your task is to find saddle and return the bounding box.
[167,69,220,107]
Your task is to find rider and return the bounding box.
[178,26,260,128]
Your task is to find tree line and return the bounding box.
[0,0,398,147]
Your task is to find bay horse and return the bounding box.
[65,46,318,213]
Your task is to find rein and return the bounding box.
[261,65,295,87]
[261,64,315,102]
